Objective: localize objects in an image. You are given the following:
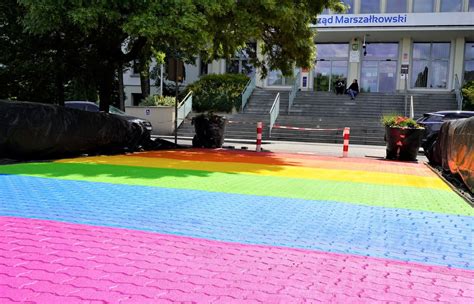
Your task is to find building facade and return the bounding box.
[303,0,474,94]
[123,0,474,105]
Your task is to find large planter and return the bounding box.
[385,126,424,161]
[192,114,227,148]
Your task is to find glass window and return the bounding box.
[412,60,429,87]
[341,0,354,14]
[431,61,449,88]
[413,0,434,12]
[470,0,474,12]
[316,44,349,58]
[413,43,431,59]
[412,43,450,89]
[440,0,462,12]
[466,43,474,59]
[431,43,450,59]
[267,67,298,86]
[267,70,283,86]
[386,0,407,13]
[464,43,474,82]
[361,43,399,93]
[360,0,380,13]
[226,43,256,76]
[199,59,208,76]
[364,43,399,59]
[314,44,348,92]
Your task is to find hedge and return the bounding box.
[186,73,249,113]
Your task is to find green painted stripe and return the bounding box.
[0,162,471,216]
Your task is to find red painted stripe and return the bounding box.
[2,217,472,303]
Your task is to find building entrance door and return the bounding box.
[360,43,399,93]
[313,44,349,92]
[361,60,397,92]
[314,60,348,91]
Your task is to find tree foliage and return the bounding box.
[4,0,345,110]
[462,80,474,111]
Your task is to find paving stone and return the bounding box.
[0,175,472,269]
[0,217,472,303]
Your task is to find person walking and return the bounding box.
[346,79,359,100]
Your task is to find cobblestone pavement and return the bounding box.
[0,149,473,303]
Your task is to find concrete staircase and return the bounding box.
[177,89,457,146]
[272,91,457,145]
[177,89,289,140]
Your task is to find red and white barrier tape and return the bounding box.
[342,127,350,157]
[273,124,344,132]
[256,122,263,152]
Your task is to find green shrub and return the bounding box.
[139,95,176,106]
[462,80,474,111]
[185,73,249,113]
[381,114,423,129]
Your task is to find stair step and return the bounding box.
[178,89,457,145]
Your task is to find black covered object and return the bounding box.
[0,100,150,159]
[192,113,227,148]
[385,126,423,161]
[432,118,474,192]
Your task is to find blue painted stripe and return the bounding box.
[0,175,472,269]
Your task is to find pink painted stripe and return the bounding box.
[1,216,473,303]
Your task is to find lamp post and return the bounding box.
[174,52,179,145]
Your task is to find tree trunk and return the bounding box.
[140,70,150,98]
[55,32,65,106]
[118,64,125,111]
[55,73,65,106]
[139,57,150,99]
[98,65,115,113]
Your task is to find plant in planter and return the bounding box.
[186,74,249,148]
[382,115,424,161]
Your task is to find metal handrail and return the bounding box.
[177,91,192,128]
[269,92,280,138]
[288,71,301,113]
[454,74,463,110]
[241,74,256,112]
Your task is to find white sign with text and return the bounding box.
[313,12,474,28]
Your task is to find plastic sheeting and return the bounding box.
[433,117,474,192]
[0,100,151,159]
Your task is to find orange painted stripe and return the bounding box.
[132,149,434,177]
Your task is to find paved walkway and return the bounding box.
[0,149,472,303]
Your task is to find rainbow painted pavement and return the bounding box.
[0,149,473,303]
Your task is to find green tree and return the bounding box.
[16,0,344,111]
[462,80,474,110]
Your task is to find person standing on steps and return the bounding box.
[346,79,359,100]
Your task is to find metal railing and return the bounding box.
[241,74,256,112]
[454,74,463,111]
[288,71,301,114]
[269,92,280,138]
[177,91,192,128]
[409,95,414,119]
[404,73,408,117]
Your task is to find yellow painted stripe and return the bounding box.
[57,155,450,191]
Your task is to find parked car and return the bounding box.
[65,101,153,132]
[416,110,474,150]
